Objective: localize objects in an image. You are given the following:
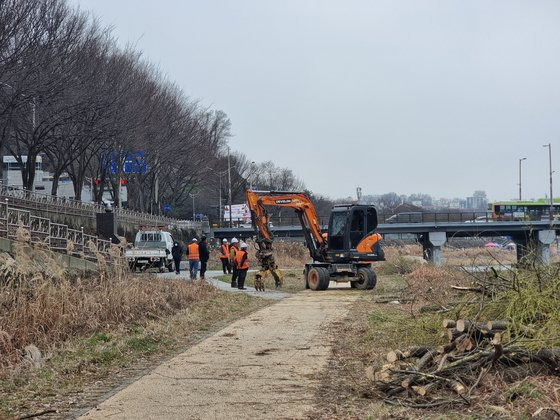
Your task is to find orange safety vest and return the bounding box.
[220,243,229,259]
[187,243,200,261]
[229,245,238,262]
[235,250,249,270]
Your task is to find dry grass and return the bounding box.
[0,231,220,370]
[0,275,217,369]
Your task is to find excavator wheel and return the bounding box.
[307,267,329,291]
[317,267,330,290]
[355,267,377,290]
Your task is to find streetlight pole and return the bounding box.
[191,193,196,221]
[249,161,256,190]
[543,143,553,218]
[518,157,526,201]
[227,147,232,228]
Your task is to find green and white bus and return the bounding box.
[490,199,560,221]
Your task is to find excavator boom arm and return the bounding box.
[246,190,327,261]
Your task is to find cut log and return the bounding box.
[456,319,490,333]
[456,319,470,332]
[437,342,456,354]
[456,335,473,353]
[447,328,462,342]
[386,347,431,363]
[442,319,456,329]
[416,349,437,370]
[447,379,466,395]
[411,385,427,396]
[451,285,483,293]
[486,320,507,331]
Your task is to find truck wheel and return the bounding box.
[307,267,326,291]
[355,267,377,290]
[350,281,357,288]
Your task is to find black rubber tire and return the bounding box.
[350,281,357,289]
[307,267,323,291]
[355,267,377,290]
[317,267,330,290]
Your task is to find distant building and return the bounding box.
[466,190,488,210]
[2,155,123,204]
[2,155,45,191]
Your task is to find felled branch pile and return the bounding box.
[373,319,560,407]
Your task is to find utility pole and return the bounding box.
[543,143,553,219]
[518,157,526,201]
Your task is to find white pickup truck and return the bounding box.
[125,229,175,272]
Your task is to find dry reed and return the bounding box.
[0,229,217,370]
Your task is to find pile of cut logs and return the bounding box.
[373,319,560,407]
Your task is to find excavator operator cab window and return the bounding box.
[366,207,378,233]
[349,209,365,249]
[328,211,347,251]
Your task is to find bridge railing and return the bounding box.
[378,211,493,224]
[209,211,495,228]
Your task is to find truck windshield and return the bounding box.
[137,233,166,248]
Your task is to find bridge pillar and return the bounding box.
[514,236,529,262]
[537,230,556,265]
[420,232,447,266]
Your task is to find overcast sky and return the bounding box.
[71,0,560,202]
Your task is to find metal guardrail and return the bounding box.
[0,185,201,230]
[0,201,113,263]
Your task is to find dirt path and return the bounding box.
[79,286,359,419]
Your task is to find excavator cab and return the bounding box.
[327,205,379,253]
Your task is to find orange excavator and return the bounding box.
[246,190,384,291]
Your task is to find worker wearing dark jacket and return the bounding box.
[235,242,249,290]
[171,242,183,274]
[199,236,209,279]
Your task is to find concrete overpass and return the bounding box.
[211,220,560,265]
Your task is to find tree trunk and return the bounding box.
[21,153,37,191]
[51,171,62,196]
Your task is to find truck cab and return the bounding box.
[125,229,175,272]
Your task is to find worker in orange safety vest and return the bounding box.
[235,242,249,290]
[219,238,231,274]
[186,238,200,279]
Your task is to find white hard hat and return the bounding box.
[240,242,248,249]
[192,238,198,242]
[231,237,239,244]
[222,238,228,242]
